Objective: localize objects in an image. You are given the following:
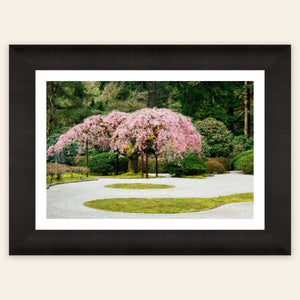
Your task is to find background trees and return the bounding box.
[47,81,253,138]
[46,81,254,177]
[47,81,98,137]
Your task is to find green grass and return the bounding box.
[104,183,175,189]
[88,172,156,179]
[178,175,208,179]
[47,174,94,185]
[84,193,253,214]
[47,172,156,185]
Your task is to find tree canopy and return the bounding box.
[111,108,202,160]
[47,81,253,138]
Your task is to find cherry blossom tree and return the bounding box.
[47,111,129,176]
[47,108,201,178]
[47,114,108,176]
[103,111,129,174]
[111,108,202,178]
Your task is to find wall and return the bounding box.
[0,1,298,299]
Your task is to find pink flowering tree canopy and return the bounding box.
[103,111,129,138]
[47,114,109,158]
[46,108,201,177]
[47,111,131,157]
[111,108,202,160]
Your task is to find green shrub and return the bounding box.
[232,143,244,158]
[232,135,254,156]
[166,153,207,177]
[205,161,226,174]
[236,156,253,174]
[118,155,129,173]
[236,152,254,174]
[231,150,254,170]
[88,153,114,175]
[200,138,211,157]
[86,153,128,175]
[207,157,231,171]
[88,147,102,157]
[195,118,233,157]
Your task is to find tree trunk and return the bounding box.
[128,157,139,173]
[85,140,89,177]
[145,142,149,178]
[228,106,235,132]
[149,82,157,108]
[115,152,119,175]
[141,153,144,178]
[155,154,158,177]
[244,81,249,138]
[47,84,57,137]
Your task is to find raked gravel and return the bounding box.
[47,171,253,219]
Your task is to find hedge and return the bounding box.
[86,153,129,175]
[166,154,207,177]
[236,152,254,174]
[205,161,226,174]
[207,157,231,171]
[231,150,254,170]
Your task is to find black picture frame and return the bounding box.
[9,45,291,255]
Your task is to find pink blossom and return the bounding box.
[47,108,202,161]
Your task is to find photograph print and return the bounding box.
[37,70,264,230]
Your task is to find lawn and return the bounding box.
[89,172,156,179]
[104,183,175,189]
[47,174,95,185]
[84,193,253,214]
[47,171,212,186]
[177,174,208,179]
[47,172,156,185]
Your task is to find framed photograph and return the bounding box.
[9,45,291,255]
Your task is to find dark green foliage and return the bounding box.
[47,133,61,149]
[47,81,254,138]
[205,160,226,174]
[62,141,79,165]
[174,81,253,135]
[196,118,233,157]
[236,152,254,174]
[166,154,207,177]
[232,135,254,156]
[86,153,129,175]
[145,157,168,173]
[118,155,129,173]
[47,81,102,136]
[47,132,103,165]
[200,138,211,157]
[231,150,254,170]
[88,147,102,156]
[87,153,115,175]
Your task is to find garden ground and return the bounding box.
[47,171,253,219]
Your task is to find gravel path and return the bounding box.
[47,171,253,219]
